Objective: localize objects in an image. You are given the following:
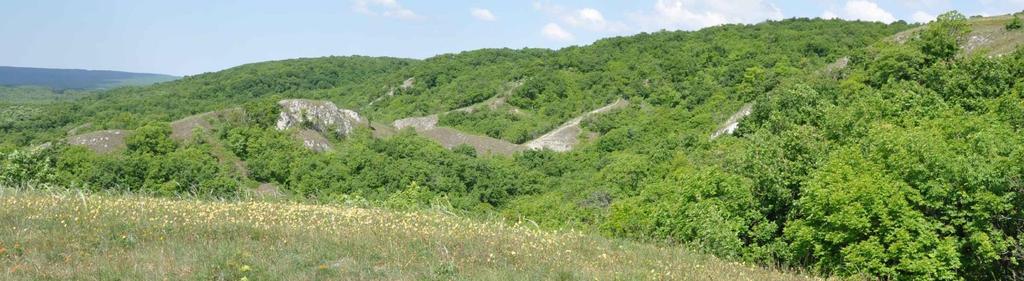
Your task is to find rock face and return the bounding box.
[295,129,333,152]
[525,99,629,152]
[822,57,850,78]
[400,77,415,90]
[393,115,438,131]
[276,99,367,137]
[68,130,129,154]
[710,103,754,140]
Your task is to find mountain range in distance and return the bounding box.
[0,65,179,90]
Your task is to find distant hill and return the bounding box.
[0,66,178,90]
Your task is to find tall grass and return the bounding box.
[0,189,821,280]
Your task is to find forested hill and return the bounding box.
[2,19,907,145]
[4,12,1024,280]
[0,66,178,90]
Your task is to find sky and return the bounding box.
[1,0,1022,76]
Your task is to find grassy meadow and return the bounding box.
[0,189,820,280]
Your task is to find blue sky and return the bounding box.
[2,0,1021,76]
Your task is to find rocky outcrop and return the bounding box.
[295,129,333,152]
[710,103,753,140]
[68,130,129,154]
[393,115,438,131]
[525,99,629,152]
[276,99,367,137]
[822,57,850,78]
[400,77,415,90]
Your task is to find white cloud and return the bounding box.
[533,1,565,16]
[541,23,574,41]
[471,8,497,21]
[533,2,627,34]
[821,10,840,20]
[911,11,936,23]
[630,0,784,31]
[565,8,605,28]
[352,0,420,20]
[563,8,628,32]
[822,0,897,23]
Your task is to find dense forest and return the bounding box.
[3,12,1024,280]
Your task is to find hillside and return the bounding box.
[0,66,178,90]
[0,190,816,280]
[3,12,1024,280]
[0,19,907,148]
[893,12,1024,56]
[0,86,97,105]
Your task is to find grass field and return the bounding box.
[0,189,820,280]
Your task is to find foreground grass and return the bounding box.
[0,190,818,280]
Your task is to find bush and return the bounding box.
[143,147,224,195]
[0,149,57,187]
[1007,16,1022,30]
[243,96,281,128]
[917,11,970,61]
[126,123,176,155]
[384,181,434,211]
[603,168,767,260]
[784,147,960,279]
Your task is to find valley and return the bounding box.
[3,10,1024,280]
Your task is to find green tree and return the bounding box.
[126,123,176,155]
[243,95,281,128]
[917,11,970,61]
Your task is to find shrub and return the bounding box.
[784,147,960,280]
[126,123,176,155]
[603,168,765,259]
[1007,16,1023,30]
[0,149,57,187]
[917,11,970,61]
[384,181,434,211]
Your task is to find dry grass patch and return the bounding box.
[0,190,821,280]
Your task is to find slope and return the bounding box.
[892,12,1024,56]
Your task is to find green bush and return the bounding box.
[604,168,768,260]
[1006,16,1022,30]
[126,123,176,155]
[784,147,960,280]
[384,181,434,211]
[0,149,57,187]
